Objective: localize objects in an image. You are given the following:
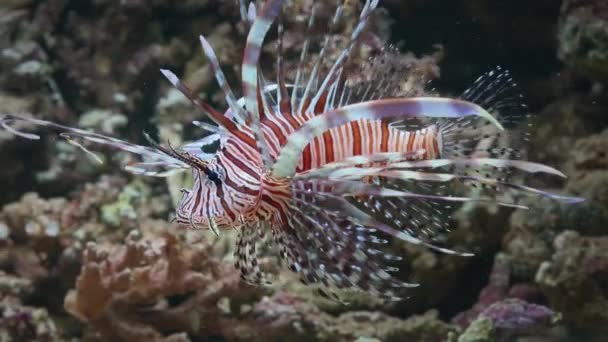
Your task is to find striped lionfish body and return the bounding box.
[1,0,583,300]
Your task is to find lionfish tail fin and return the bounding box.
[1,114,189,177]
[438,66,528,161]
[430,67,583,205]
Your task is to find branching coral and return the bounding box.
[237,292,457,342]
[0,302,59,341]
[64,230,263,341]
[559,0,608,79]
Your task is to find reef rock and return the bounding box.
[536,230,608,332]
[558,0,608,79]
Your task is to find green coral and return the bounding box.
[456,318,495,342]
[100,180,150,227]
[559,8,608,79]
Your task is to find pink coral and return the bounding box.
[536,230,608,331]
[63,230,261,340]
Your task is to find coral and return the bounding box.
[536,230,608,332]
[0,302,59,341]
[0,271,33,302]
[558,0,608,79]
[99,179,155,228]
[456,318,494,342]
[478,299,556,331]
[503,197,608,280]
[502,129,608,282]
[566,129,608,210]
[0,175,151,247]
[0,174,176,337]
[63,230,263,341]
[239,292,456,342]
[455,299,557,342]
[0,193,65,246]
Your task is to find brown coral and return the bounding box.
[64,230,262,341]
[559,0,608,79]
[536,230,608,332]
[239,292,457,342]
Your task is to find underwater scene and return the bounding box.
[0,0,607,341]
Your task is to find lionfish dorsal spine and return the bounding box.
[299,35,330,115]
[241,0,284,170]
[275,12,291,114]
[291,4,319,112]
[159,68,257,149]
[305,0,377,115]
[199,35,248,125]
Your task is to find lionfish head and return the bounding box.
[175,159,234,233]
[149,136,257,234]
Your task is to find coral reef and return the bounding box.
[235,292,457,342]
[558,0,608,79]
[64,230,262,340]
[536,230,608,332]
[0,302,59,342]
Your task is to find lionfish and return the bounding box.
[1,0,582,300]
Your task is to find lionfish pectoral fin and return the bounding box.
[330,162,582,205]
[337,193,474,257]
[0,114,189,177]
[269,181,441,301]
[294,153,582,246]
[60,133,104,164]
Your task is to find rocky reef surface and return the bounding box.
[1,0,607,341]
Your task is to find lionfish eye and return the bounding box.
[204,169,222,186]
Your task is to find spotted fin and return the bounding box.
[293,155,583,245]
[274,181,419,301]
[235,222,274,286]
[438,66,530,161]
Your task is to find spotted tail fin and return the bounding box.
[430,67,582,207]
[438,66,530,160]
